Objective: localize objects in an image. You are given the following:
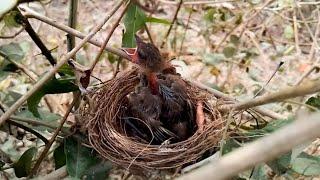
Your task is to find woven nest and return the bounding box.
[80,68,225,172]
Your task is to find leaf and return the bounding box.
[221,138,241,155]
[291,152,320,176]
[54,144,66,170]
[84,161,113,180]
[122,4,147,48]
[27,77,78,117]
[0,0,18,19]
[0,42,25,61]
[306,96,320,111]
[223,45,237,58]
[202,53,225,66]
[3,10,20,27]
[251,164,268,180]
[284,25,294,39]
[267,152,292,175]
[230,35,240,46]
[146,17,170,25]
[65,136,111,179]
[13,147,37,178]
[245,118,294,140]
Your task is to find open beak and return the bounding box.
[121,47,139,64]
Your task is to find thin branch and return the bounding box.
[28,94,79,177]
[20,6,130,60]
[17,8,57,66]
[0,2,126,126]
[177,112,320,180]
[67,0,78,58]
[90,0,130,71]
[220,79,320,112]
[7,119,49,144]
[189,80,285,119]
[160,0,183,48]
[0,26,25,39]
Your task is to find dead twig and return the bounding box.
[160,0,183,48]
[0,2,126,126]
[178,112,320,180]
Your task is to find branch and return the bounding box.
[28,94,79,177]
[189,80,285,119]
[17,8,57,66]
[219,79,320,112]
[178,112,320,180]
[90,0,130,71]
[7,119,48,144]
[20,6,130,60]
[160,0,183,48]
[0,1,126,126]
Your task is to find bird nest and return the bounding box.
[79,68,225,173]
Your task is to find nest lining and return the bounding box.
[80,68,225,171]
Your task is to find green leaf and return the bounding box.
[84,161,113,180]
[245,118,294,140]
[122,4,147,48]
[0,0,18,19]
[221,138,240,155]
[146,17,170,25]
[58,64,75,76]
[13,147,37,178]
[0,160,5,169]
[65,136,111,179]
[54,144,66,170]
[223,45,237,58]
[267,152,292,175]
[291,152,320,176]
[251,164,268,180]
[3,10,20,27]
[230,35,240,46]
[27,77,78,117]
[306,96,320,111]
[0,42,25,61]
[202,53,225,66]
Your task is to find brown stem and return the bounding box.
[90,0,130,71]
[17,8,57,66]
[28,94,79,177]
[160,0,183,48]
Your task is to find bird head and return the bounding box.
[122,35,164,72]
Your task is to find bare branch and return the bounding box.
[178,112,320,180]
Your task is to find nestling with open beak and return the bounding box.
[122,35,196,143]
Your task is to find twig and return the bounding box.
[292,8,301,54]
[0,26,25,39]
[67,0,78,59]
[90,0,129,71]
[17,8,57,66]
[189,80,285,119]
[10,115,69,134]
[160,0,183,48]
[7,119,49,144]
[220,79,320,112]
[0,51,37,82]
[20,6,130,60]
[178,112,320,180]
[178,6,193,58]
[254,61,284,97]
[144,24,154,45]
[213,0,274,51]
[0,2,126,126]
[28,94,79,177]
